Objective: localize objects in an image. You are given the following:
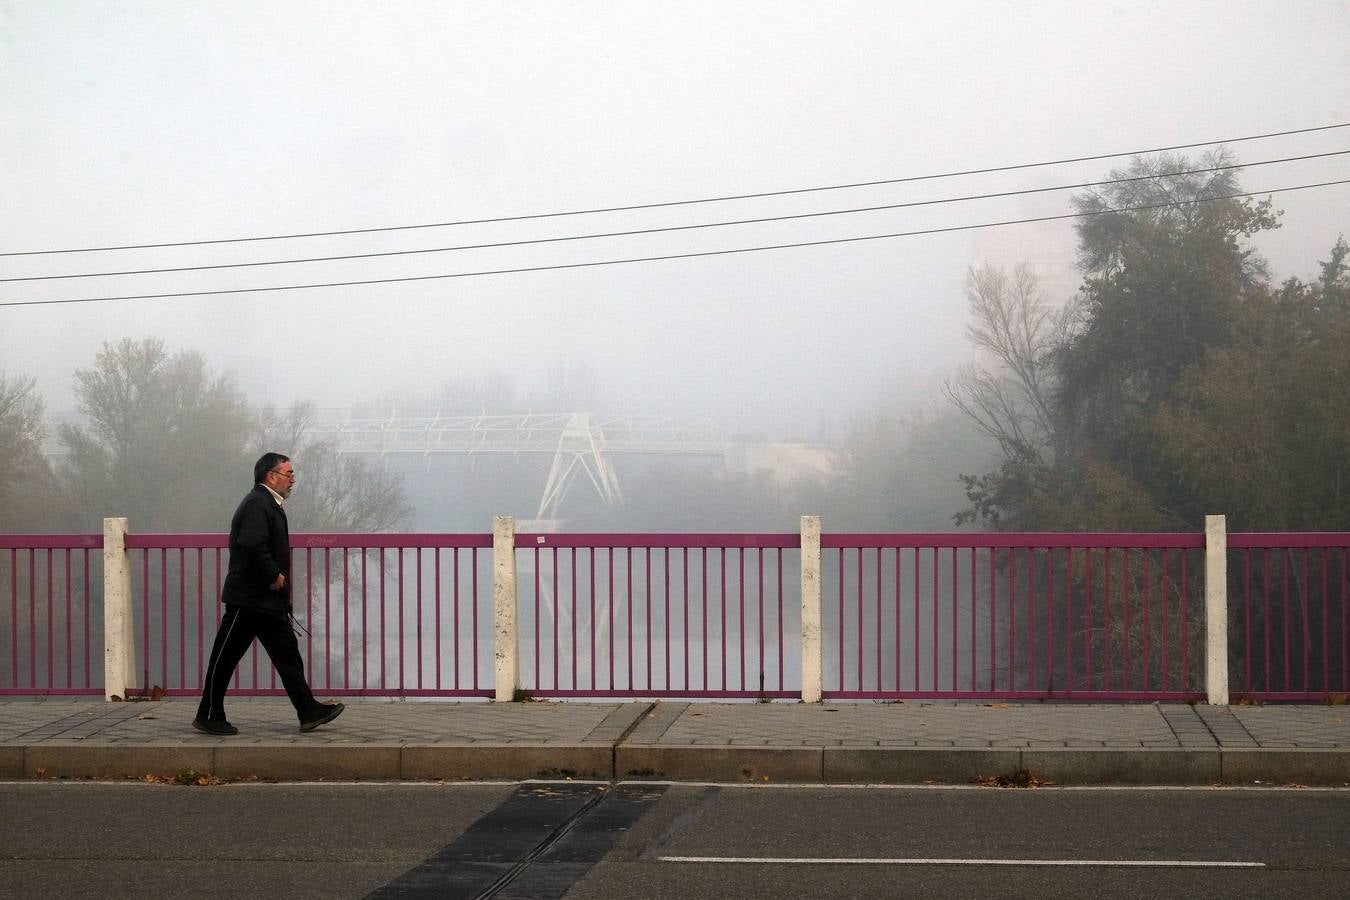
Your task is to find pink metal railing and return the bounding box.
[1229,534,1350,701]
[820,533,1207,701]
[123,533,494,698]
[515,533,801,698]
[0,535,103,696]
[6,529,1349,702]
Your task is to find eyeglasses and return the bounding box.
[269,468,296,481]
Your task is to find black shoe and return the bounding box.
[192,717,238,736]
[299,702,344,733]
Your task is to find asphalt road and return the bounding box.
[2,782,1348,898]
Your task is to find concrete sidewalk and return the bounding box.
[1,698,1347,786]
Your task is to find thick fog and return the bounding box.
[2,2,1348,462]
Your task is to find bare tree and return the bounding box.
[251,401,410,531]
[0,371,54,530]
[943,263,1069,465]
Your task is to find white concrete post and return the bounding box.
[800,515,822,703]
[493,516,518,702]
[1204,514,1229,705]
[102,517,135,701]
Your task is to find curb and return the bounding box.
[3,744,1348,786]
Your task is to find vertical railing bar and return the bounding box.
[719,548,725,693]
[875,548,883,693]
[857,547,864,692]
[342,547,350,691]
[1122,549,1130,692]
[1262,549,1272,692]
[664,547,671,692]
[609,548,616,691]
[933,547,940,693]
[1045,548,1054,693]
[1142,550,1152,692]
[1006,547,1014,692]
[988,547,996,694]
[534,546,541,691]
[432,550,442,690]
[646,547,653,692]
[553,547,560,691]
[895,548,903,692]
[138,549,149,693]
[1322,548,1330,693]
[1161,549,1171,692]
[628,546,635,693]
[1342,548,1348,692]
[1084,548,1093,693]
[701,547,708,693]
[62,550,71,690]
[572,547,579,691]
[973,547,980,692]
[759,546,766,695]
[85,549,93,689]
[1181,550,1191,692]
[777,548,784,692]
[46,549,54,691]
[178,548,185,691]
[591,547,597,692]
[1104,547,1112,692]
[952,547,959,693]
[471,547,480,692]
[1063,548,1072,695]
[738,547,745,692]
[1283,548,1292,692]
[838,547,845,692]
[683,548,689,693]
[397,547,405,692]
[438,548,446,691]
[1025,547,1034,694]
[379,549,387,691]
[1242,550,1251,693]
[1296,550,1306,690]
[10,548,18,687]
[415,547,423,691]
[1301,549,1312,691]
[916,548,923,693]
[361,548,369,692]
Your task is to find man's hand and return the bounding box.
[270,573,286,591]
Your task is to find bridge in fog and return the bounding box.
[302,411,832,523]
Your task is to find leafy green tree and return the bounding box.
[1156,237,1350,531]
[957,151,1282,530]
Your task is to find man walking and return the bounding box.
[193,452,344,735]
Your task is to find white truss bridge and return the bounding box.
[304,412,726,521]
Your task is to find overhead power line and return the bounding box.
[3,178,1346,309]
[4,150,1344,284]
[2,122,1346,258]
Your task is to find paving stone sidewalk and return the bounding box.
[0,698,1346,785]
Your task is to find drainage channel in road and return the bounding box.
[365,781,667,900]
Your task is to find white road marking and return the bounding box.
[658,856,1265,868]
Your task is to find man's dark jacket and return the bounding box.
[221,484,291,617]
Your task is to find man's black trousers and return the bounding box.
[196,605,320,722]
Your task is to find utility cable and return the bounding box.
[4,150,1344,283]
[3,178,1345,309]
[1,122,1345,257]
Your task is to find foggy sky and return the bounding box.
[2,2,1348,439]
